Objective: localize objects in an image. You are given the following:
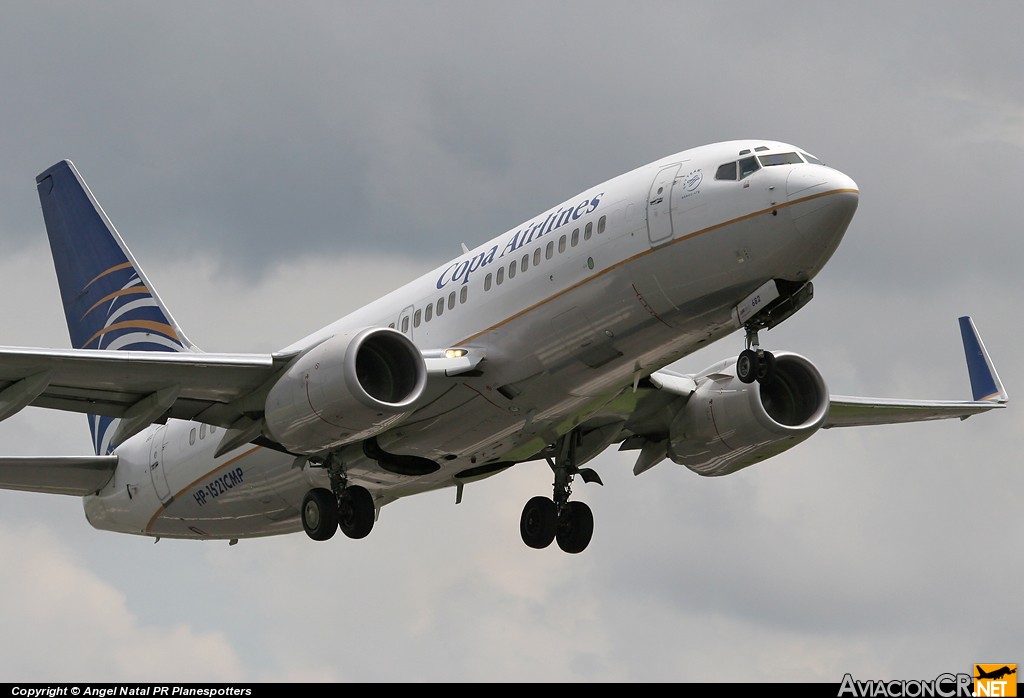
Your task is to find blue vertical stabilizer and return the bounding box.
[35,160,199,453]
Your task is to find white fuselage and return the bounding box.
[83,140,859,539]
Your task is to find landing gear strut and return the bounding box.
[300,453,376,542]
[737,325,776,385]
[520,431,603,554]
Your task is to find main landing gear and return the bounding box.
[520,431,603,554]
[301,454,376,542]
[736,325,776,385]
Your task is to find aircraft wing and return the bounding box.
[598,315,1007,476]
[824,395,1004,427]
[824,316,1007,427]
[0,342,484,450]
[0,346,291,438]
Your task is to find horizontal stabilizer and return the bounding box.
[0,456,118,496]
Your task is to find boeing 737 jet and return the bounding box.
[0,140,1008,553]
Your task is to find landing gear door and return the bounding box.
[647,164,681,247]
[148,425,172,505]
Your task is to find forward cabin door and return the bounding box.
[646,164,680,247]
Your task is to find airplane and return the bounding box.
[975,666,1016,681]
[0,140,1008,554]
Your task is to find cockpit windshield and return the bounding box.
[757,152,803,167]
[714,149,823,181]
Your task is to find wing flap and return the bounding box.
[0,456,118,495]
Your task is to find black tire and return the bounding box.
[556,500,594,554]
[301,488,339,541]
[756,351,777,384]
[520,496,557,549]
[338,485,375,540]
[737,349,759,384]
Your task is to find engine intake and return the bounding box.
[264,327,427,454]
[667,352,829,476]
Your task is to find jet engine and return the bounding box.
[264,327,427,454]
[667,353,829,476]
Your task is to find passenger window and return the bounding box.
[598,216,606,234]
[584,222,593,240]
[402,316,410,332]
[200,424,206,439]
[715,162,738,180]
[189,428,196,446]
[460,286,468,303]
[448,291,456,310]
[388,322,395,329]
[558,235,566,253]
[739,156,760,179]
[521,254,528,272]
[414,309,421,327]
[497,266,504,285]
[533,248,541,266]
[571,228,579,247]
[210,426,215,434]
[484,273,492,291]
[508,261,516,279]
[425,304,432,322]
[545,241,554,259]
[436,299,444,317]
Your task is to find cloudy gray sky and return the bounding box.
[0,1,1020,683]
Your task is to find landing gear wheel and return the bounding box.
[756,351,776,384]
[520,496,557,549]
[737,349,759,384]
[338,485,375,540]
[301,488,339,541]
[556,500,594,554]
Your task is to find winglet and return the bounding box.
[959,316,1007,403]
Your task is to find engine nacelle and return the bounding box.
[667,353,829,476]
[264,327,427,454]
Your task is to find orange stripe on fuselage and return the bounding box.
[145,446,263,534]
[456,188,858,345]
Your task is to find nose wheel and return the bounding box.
[737,328,776,384]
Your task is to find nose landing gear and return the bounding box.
[737,326,776,385]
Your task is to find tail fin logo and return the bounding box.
[76,263,186,456]
[77,262,184,351]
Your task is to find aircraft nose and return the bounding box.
[787,166,859,243]
[786,165,858,200]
